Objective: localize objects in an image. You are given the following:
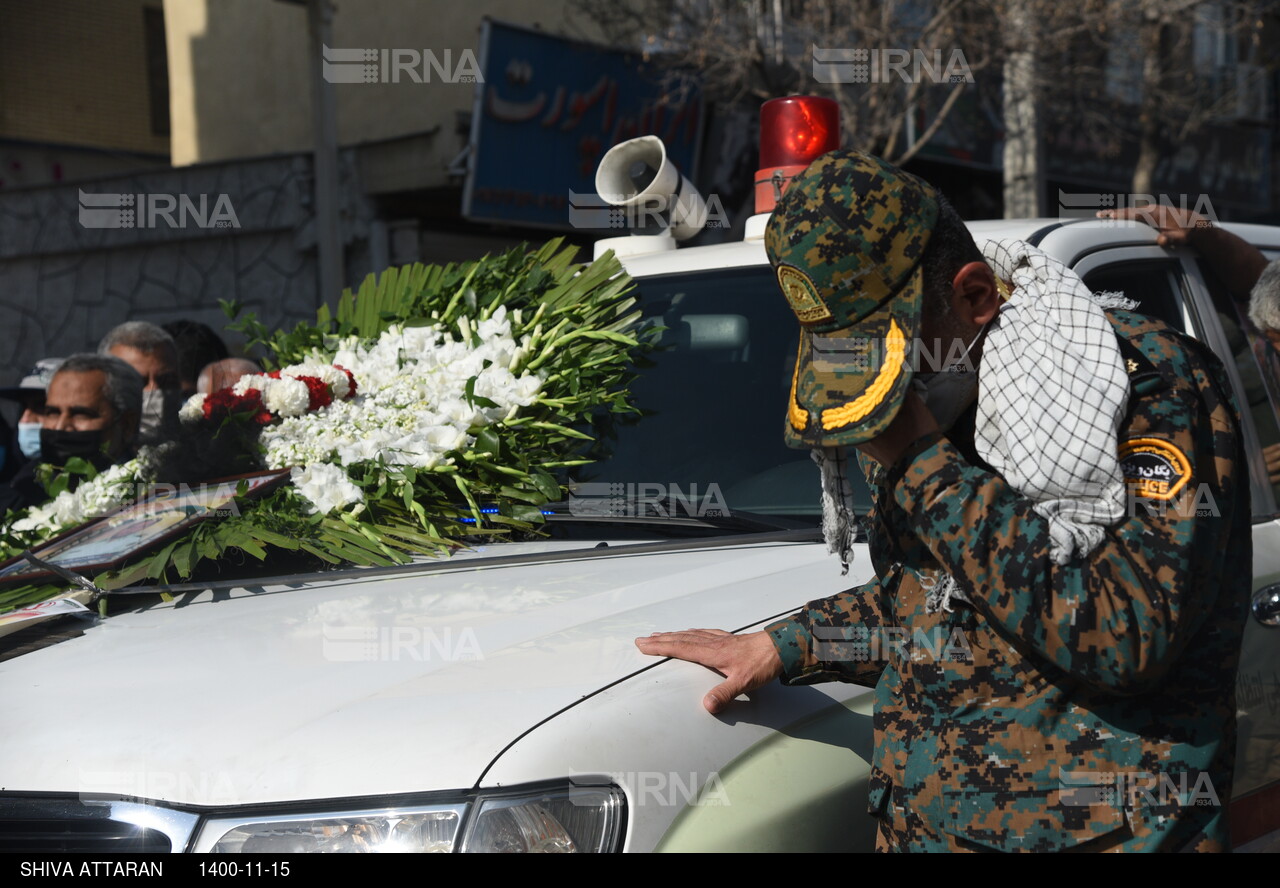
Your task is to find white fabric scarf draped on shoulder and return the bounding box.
[815,238,1134,611]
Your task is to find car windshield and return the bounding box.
[566,266,873,522]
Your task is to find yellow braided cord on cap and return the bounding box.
[788,340,808,431]
[820,317,905,430]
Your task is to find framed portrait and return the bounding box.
[0,469,291,586]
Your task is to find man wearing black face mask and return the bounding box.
[0,354,143,515]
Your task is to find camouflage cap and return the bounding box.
[765,150,939,447]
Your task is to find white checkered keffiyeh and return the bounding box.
[814,445,860,573]
[976,238,1132,565]
[816,238,1134,601]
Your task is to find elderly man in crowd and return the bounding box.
[1251,260,1280,349]
[197,357,263,395]
[0,354,143,514]
[98,321,183,446]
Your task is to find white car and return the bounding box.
[2,158,1279,853]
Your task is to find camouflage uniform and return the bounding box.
[764,152,1251,852]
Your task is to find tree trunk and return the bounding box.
[1130,18,1165,196]
[1002,1,1045,218]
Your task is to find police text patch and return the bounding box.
[1119,437,1191,501]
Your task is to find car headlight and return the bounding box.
[459,785,623,852]
[193,783,625,853]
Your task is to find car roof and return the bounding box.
[618,218,1280,279]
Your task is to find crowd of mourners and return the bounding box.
[0,320,261,515]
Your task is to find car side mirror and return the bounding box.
[1252,583,1280,627]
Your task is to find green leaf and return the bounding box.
[235,539,268,561]
[475,427,501,457]
[298,541,341,564]
[524,421,594,441]
[449,473,482,521]
[62,457,93,477]
[510,504,546,523]
[247,528,301,551]
[146,540,182,580]
[100,560,151,589]
[46,472,70,499]
[197,533,222,562]
[172,538,197,578]
[497,484,544,504]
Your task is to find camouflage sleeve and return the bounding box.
[765,574,891,686]
[884,339,1242,695]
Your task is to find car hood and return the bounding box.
[0,535,856,805]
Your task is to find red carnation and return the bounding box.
[237,389,270,424]
[335,365,358,399]
[296,375,334,411]
[202,387,271,425]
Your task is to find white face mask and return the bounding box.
[911,323,987,431]
[138,389,180,444]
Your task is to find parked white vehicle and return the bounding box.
[2,116,1279,852]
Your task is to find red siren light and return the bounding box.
[755,96,840,214]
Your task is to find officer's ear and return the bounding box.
[951,262,1001,327]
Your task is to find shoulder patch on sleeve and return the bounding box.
[1119,437,1191,501]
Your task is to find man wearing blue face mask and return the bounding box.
[0,355,142,516]
[0,357,65,480]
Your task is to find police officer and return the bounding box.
[637,152,1250,852]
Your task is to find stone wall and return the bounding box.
[0,152,373,384]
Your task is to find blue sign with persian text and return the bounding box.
[462,20,703,230]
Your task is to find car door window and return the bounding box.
[1197,258,1280,512]
[1082,255,1277,514]
[1082,260,1188,334]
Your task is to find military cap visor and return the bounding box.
[785,270,922,447]
[766,150,939,446]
